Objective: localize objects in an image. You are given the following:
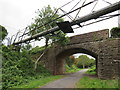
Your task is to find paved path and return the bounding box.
[41,69,88,88]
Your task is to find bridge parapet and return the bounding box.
[70,29,109,44]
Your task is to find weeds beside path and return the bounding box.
[76,74,119,88]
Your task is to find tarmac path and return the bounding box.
[41,69,88,88]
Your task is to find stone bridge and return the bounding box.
[41,29,120,79]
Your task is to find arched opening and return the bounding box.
[73,53,96,68]
[55,48,98,75]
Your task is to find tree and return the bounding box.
[76,55,89,68]
[111,27,120,38]
[29,5,70,71]
[65,56,75,67]
[0,25,8,42]
[28,5,69,47]
[75,55,95,68]
[88,58,95,67]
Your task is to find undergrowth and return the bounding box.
[12,75,63,88]
[65,64,80,73]
[86,65,96,75]
[76,65,119,88]
[76,77,119,88]
[1,45,51,89]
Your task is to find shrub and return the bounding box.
[86,65,96,75]
[2,45,51,89]
[111,27,120,38]
[30,46,45,54]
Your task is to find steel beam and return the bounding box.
[13,1,120,45]
[71,1,120,25]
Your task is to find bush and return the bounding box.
[2,45,51,89]
[111,27,120,38]
[30,46,45,54]
[65,64,80,73]
[86,65,96,75]
[65,56,75,67]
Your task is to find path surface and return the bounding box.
[41,69,88,88]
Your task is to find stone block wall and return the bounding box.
[41,30,120,79]
[98,38,120,79]
[70,29,109,44]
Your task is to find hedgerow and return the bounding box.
[2,45,50,89]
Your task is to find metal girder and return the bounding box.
[13,1,120,45]
[71,1,120,25]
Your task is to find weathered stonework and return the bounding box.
[40,29,120,79]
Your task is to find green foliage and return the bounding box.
[30,46,46,54]
[2,45,51,89]
[0,25,8,42]
[28,5,69,47]
[50,31,70,46]
[12,75,63,88]
[65,56,75,67]
[65,64,80,73]
[86,65,96,75]
[111,27,120,38]
[29,5,63,35]
[76,77,119,88]
[65,56,81,73]
[21,44,32,51]
[75,55,95,68]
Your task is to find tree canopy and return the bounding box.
[28,5,69,47]
[65,56,75,67]
[75,55,95,68]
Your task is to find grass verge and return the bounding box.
[86,70,96,75]
[12,75,63,88]
[76,76,119,88]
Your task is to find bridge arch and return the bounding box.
[42,30,120,79]
[55,47,98,75]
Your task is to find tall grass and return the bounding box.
[76,65,119,88]
[76,77,119,88]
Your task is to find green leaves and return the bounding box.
[65,56,75,67]
[51,31,70,46]
[75,55,95,68]
[0,25,8,42]
[28,5,69,47]
[111,27,120,38]
[86,65,96,75]
[2,45,51,89]
[76,76,119,88]
[30,46,46,54]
